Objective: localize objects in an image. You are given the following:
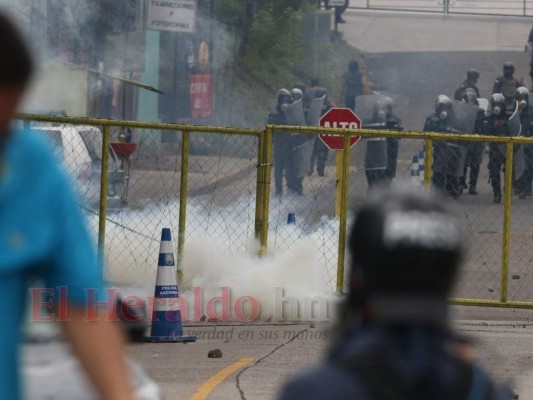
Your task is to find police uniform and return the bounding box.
[423,115,462,197]
[268,110,293,196]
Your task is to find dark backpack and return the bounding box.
[338,352,492,400]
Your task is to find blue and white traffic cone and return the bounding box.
[145,228,195,342]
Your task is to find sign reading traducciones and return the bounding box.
[146,0,197,33]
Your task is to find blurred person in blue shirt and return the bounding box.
[0,11,133,400]
[278,188,511,400]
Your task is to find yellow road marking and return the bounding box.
[187,357,254,400]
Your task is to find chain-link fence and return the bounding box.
[16,114,533,308]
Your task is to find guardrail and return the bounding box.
[348,0,533,18]
[16,114,533,309]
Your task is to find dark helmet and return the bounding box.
[503,61,515,75]
[490,93,506,116]
[349,188,463,297]
[349,60,359,71]
[466,68,479,82]
[292,82,306,93]
[462,88,478,104]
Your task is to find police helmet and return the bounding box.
[436,94,452,108]
[516,86,529,101]
[462,88,478,104]
[466,68,479,82]
[490,93,506,116]
[503,62,515,74]
[277,88,292,105]
[290,88,303,102]
[349,188,463,297]
[435,95,452,119]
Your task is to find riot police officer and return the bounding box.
[423,95,463,197]
[460,88,484,195]
[493,62,520,104]
[310,88,334,177]
[454,68,480,101]
[268,89,293,196]
[358,94,403,190]
[278,188,511,400]
[485,93,516,204]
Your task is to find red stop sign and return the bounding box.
[319,108,361,150]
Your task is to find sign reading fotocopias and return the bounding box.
[146,0,197,33]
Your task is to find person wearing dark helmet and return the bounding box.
[277,188,510,400]
[268,88,294,196]
[493,62,520,103]
[454,68,481,101]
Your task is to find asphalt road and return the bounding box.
[83,10,533,400]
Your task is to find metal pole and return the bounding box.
[501,142,514,302]
[335,151,343,218]
[424,138,433,191]
[97,125,111,269]
[255,131,265,241]
[336,134,351,293]
[177,131,190,285]
[260,126,273,257]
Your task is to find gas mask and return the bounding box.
[439,111,448,120]
[493,106,502,116]
[519,100,528,111]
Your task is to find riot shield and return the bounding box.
[355,93,408,171]
[509,105,525,178]
[285,100,313,179]
[478,98,489,113]
[447,102,479,134]
[284,100,306,126]
[306,96,325,126]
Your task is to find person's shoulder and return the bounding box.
[277,364,367,400]
[8,129,58,168]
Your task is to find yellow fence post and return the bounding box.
[177,130,190,285]
[424,137,433,191]
[97,125,110,268]
[336,133,351,293]
[501,141,514,303]
[335,152,343,219]
[255,130,265,242]
[260,126,273,257]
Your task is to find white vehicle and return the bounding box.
[29,124,125,207]
[22,295,163,400]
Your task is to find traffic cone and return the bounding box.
[145,228,196,342]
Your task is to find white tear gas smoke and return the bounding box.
[91,198,341,322]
